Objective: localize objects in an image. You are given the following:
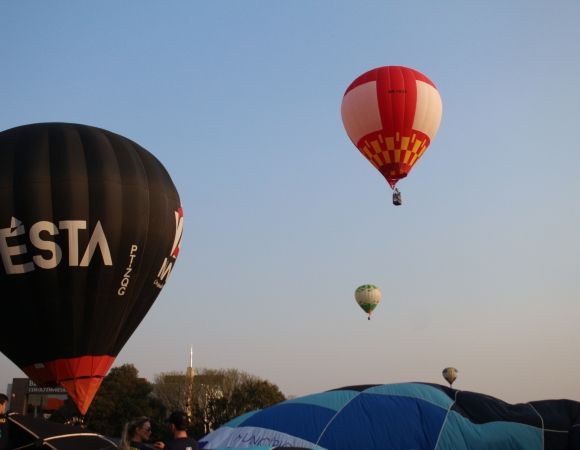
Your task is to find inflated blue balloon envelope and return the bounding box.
[199,383,580,450]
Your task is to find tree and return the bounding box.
[229,378,285,418]
[153,371,190,414]
[51,365,285,440]
[153,368,286,439]
[51,364,166,440]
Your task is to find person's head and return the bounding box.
[0,394,8,414]
[120,416,152,446]
[167,411,189,434]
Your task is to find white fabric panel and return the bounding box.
[341,81,381,145]
[412,80,442,140]
[355,289,381,306]
[201,426,322,449]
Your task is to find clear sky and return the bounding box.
[1,1,580,405]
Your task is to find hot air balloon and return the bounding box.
[442,367,458,387]
[0,123,183,415]
[341,66,442,205]
[200,383,580,450]
[354,284,381,320]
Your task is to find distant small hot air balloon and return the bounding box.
[354,284,381,320]
[341,66,443,206]
[442,367,458,387]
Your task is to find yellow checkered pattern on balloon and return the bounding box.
[360,131,429,169]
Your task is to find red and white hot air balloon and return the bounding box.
[341,66,442,205]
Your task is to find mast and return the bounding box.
[185,345,195,422]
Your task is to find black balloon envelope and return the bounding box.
[0,123,183,414]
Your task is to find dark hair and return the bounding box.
[0,394,8,405]
[167,411,189,431]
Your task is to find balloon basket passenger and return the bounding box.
[392,188,402,206]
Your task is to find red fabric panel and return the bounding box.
[375,67,418,136]
[61,377,105,415]
[344,65,436,95]
[23,355,114,382]
[22,355,115,415]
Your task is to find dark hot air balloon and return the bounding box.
[0,123,183,414]
[341,66,442,205]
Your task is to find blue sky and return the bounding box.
[1,1,580,404]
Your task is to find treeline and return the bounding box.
[50,364,285,441]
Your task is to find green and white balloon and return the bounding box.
[354,284,382,320]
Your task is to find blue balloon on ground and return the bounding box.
[199,382,580,450]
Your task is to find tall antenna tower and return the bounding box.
[185,345,195,422]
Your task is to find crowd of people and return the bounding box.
[0,392,199,450]
[119,411,199,450]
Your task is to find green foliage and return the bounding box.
[229,379,286,418]
[154,368,286,439]
[51,364,167,440]
[153,371,189,413]
[49,365,285,441]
